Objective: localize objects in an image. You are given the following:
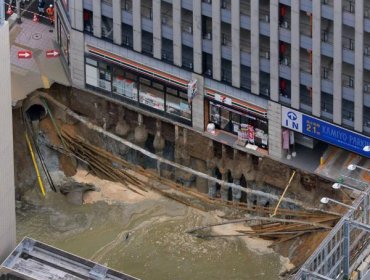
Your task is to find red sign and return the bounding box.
[17,50,32,59]
[46,50,60,58]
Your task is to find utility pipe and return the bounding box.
[25,132,46,197]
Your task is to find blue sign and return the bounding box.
[282,107,370,158]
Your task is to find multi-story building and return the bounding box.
[55,0,370,166]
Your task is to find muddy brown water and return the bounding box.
[16,192,283,280]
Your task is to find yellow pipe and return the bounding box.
[25,132,46,197]
[271,170,296,217]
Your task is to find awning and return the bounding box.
[205,88,268,119]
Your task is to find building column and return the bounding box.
[268,101,283,159]
[113,0,122,45]
[232,0,241,88]
[193,0,202,74]
[92,0,101,38]
[69,29,85,88]
[69,0,83,31]
[270,0,279,102]
[173,0,182,66]
[333,0,343,123]
[312,0,322,117]
[0,21,16,262]
[354,0,364,132]
[212,0,221,81]
[250,0,259,94]
[291,0,300,109]
[152,0,162,59]
[191,73,205,131]
[133,0,142,52]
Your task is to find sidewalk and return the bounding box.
[9,16,70,104]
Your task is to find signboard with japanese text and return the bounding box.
[282,106,370,158]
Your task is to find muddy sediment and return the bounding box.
[13,87,345,278]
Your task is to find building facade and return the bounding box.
[0,17,16,261]
[55,0,370,162]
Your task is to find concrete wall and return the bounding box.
[0,21,16,262]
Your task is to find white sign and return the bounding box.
[281,106,303,133]
[215,93,232,105]
[187,79,198,102]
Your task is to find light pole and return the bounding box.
[347,164,370,173]
[332,182,365,193]
[320,197,355,210]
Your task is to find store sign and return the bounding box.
[215,93,232,106]
[187,79,198,102]
[282,107,370,157]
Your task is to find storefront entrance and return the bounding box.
[206,91,269,149]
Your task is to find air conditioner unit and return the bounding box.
[187,26,193,34]
[323,68,329,79]
[265,51,270,59]
[206,69,212,76]
[349,77,354,88]
[221,1,227,9]
[283,57,289,66]
[189,62,193,69]
[282,21,289,29]
[162,17,167,24]
[162,52,167,59]
[264,88,270,96]
[322,31,328,42]
[264,15,269,23]
[205,32,212,40]
[365,10,370,18]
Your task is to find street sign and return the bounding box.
[17,50,32,59]
[46,50,60,58]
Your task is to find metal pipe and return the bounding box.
[25,132,46,197]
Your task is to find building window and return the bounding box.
[166,88,191,120]
[112,68,138,101]
[102,16,113,41]
[85,58,112,92]
[85,56,192,123]
[83,9,93,34]
[122,23,133,48]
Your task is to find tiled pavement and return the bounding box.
[9,16,70,104]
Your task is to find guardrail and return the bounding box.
[293,180,370,280]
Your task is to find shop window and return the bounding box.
[210,103,221,126]
[98,62,112,91]
[83,9,93,34]
[139,83,164,111]
[112,67,138,101]
[85,58,112,92]
[166,94,191,120]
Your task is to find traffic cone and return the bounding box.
[6,5,13,15]
[32,13,39,22]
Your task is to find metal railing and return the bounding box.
[294,180,370,279]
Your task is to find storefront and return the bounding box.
[205,89,269,149]
[56,0,70,65]
[84,46,192,125]
[281,106,370,158]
